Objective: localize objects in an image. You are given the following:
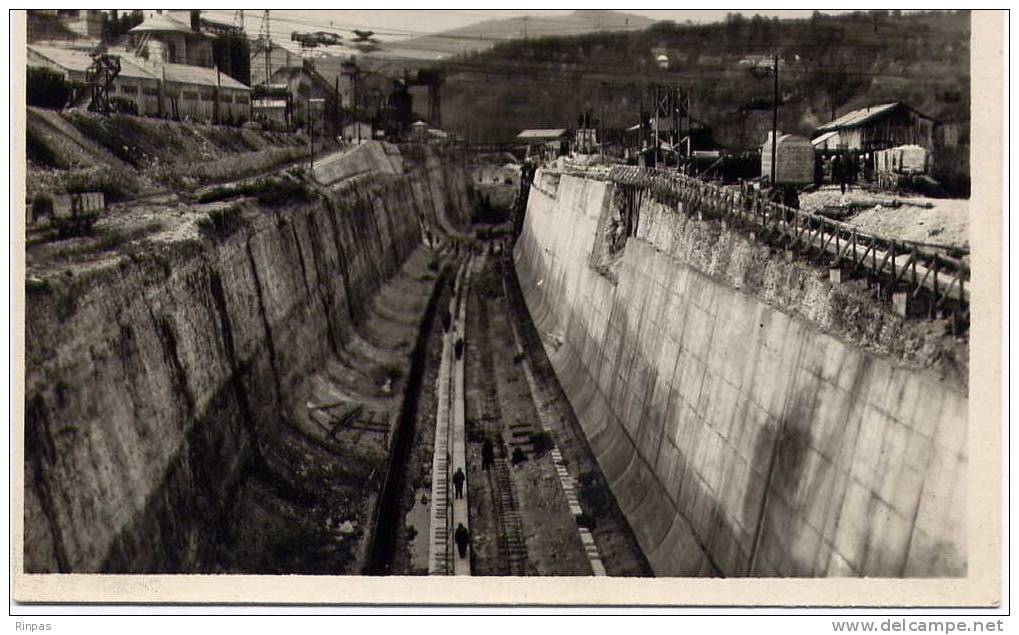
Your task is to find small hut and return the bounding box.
[761,132,814,185]
[873,144,930,175]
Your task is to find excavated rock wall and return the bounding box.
[23,144,472,573]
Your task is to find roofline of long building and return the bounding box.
[815,101,940,134]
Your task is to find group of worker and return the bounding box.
[821,152,873,194]
[452,466,469,558]
[449,438,499,561]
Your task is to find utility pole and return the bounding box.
[770,52,779,186]
[259,10,272,86]
[600,95,605,160]
[638,88,645,165]
[684,88,692,160]
[158,63,165,118]
[740,106,745,149]
[214,64,220,125]
[684,88,691,162]
[352,70,357,120]
[652,84,659,166]
[342,59,366,141]
[308,97,325,168]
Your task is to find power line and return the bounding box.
[252,9,965,51]
[254,19,966,87]
[252,11,651,43]
[224,11,967,133]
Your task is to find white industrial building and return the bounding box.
[27,43,251,123]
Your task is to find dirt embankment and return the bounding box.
[799,186,969,250]
[26,108,317,203]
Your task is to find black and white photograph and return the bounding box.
[10,7,1006,611]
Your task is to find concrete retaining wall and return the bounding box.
[513,170,967,577]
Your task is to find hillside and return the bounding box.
[437,10,970,148]
[25,108,312,203]
[388,10,656,59]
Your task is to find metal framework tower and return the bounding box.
[256,10,272,84]
[86,52,121,115]
[427,78,442,128]
[644,83,690,165]
[342,59,366,115]
[407,68,444,128]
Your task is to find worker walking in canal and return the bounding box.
[454,522,470,559]
[453,466,466,499]
[481,439,495,471]
[834,153,849,195]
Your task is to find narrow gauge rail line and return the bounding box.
[500,267,607,577]
[470,255,527,575]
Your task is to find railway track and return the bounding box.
[489,458,527,574]
[471,266,528,575]
[500,252,654,577]
[500,270,606,577]
[426,246,644,576]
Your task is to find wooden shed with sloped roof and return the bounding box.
[811,102,938,153]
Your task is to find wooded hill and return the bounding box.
[439,10,970,149]
[387,10,657,58]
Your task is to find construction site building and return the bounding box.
[27,44,251,123]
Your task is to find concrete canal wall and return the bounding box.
[513,169,967,577]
